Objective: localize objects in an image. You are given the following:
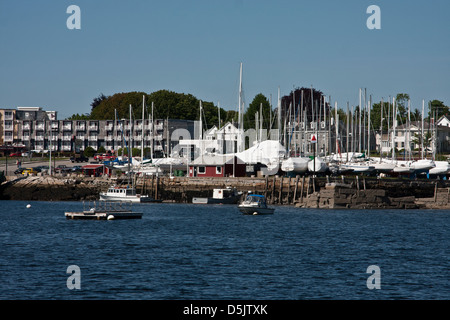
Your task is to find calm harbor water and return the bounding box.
[0,200,448,300]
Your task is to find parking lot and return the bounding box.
[0,157,91,176]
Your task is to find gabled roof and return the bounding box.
[190,154,244,166]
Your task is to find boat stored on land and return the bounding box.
[238,194,274,215]
[65,201,143,220]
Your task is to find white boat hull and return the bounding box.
[99,194,142,203]
[307,157,328,173]
[281,157,309,173]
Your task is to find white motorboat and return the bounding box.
[281,157,309,174]
[99,185,155,203]
[193,187,242,204]
[238,194,274,215]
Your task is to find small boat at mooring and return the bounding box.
[238,194,274,215]
[100,184,160,203]
[192,187,242,204]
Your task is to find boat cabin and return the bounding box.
[243,194,268,207]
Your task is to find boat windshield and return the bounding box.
[246,195,266,205]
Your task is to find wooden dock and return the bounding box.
[65,201,143,220]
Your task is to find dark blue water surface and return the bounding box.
[0,200,448,300]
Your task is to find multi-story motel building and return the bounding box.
[0,106,194,157]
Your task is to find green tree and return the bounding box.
[395,93,410,124]
[97,146,106,154]
[243,93,273,130]
[428,100,449,120]
[90,93,109,112]
[66,113,90,120]
[84,146,96,157]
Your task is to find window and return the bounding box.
[198,166,205,174]
[216,166,222,174]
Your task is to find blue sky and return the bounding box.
[1,0,449,119]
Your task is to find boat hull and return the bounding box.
[238,206,274,215]
[99,194,142,203]
[193,195,241,204]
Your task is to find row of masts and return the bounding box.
[120,62,437,165]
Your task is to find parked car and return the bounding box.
[94,153,116,162]
[55,165,70,173]
[71,166,83,173]
[9,152,22,157]
[35,166,49,174]
[22,168,37,175]
[14,168,25,174]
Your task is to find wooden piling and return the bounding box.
[278,177,283,204]
[293,175,299,204]
[287,177,291,204]
[300,176,305,203]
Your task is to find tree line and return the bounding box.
[67,90,448,134]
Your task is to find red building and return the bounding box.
[82,164,112,177]
[189,155,246,177]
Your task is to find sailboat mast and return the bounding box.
[407,99,411,161]
[346,102,349,162]
[238,62,243,152]
[151,102,154,162]
[141,95,145,162]
[368,95,371,159]
[277,87,281,144]
[359,88,362,153]
[380,98,383,163]
[421,99,425,159]
[260,102,263,143]
[129,104,133,159]
[300,90,304,156]
[392,97,396,161]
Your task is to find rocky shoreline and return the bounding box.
[0,176,109,201]
[1,175,450,209]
